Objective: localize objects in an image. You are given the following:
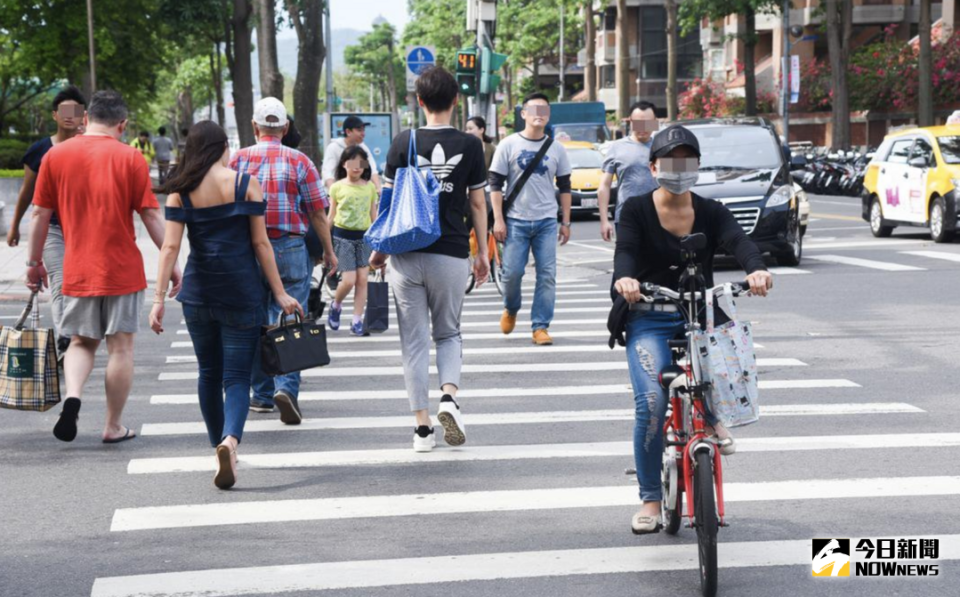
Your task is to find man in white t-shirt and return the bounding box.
[321,115,382,192]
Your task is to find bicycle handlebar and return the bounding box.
[640,281,751,302]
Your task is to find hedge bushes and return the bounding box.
[0,139,29,170]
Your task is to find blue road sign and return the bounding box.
[407,46,436,76]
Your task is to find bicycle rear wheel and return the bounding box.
[694,450,718,597]
[491,256,503,296]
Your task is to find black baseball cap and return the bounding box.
[342,115,372,132]
[650,124,702,160]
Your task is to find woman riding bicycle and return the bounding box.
[612,124,774,534]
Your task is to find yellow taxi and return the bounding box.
[559,140,616,215]
[862,125,960,242]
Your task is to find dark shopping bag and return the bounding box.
[260,312,331,376]
[0,292,61,412]
[364,271,390,334]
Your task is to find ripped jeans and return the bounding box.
[626,309,717,502]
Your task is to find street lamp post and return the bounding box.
[86,0,96,91]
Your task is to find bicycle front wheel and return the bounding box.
[491,256,503,296]
[694,449,718,597]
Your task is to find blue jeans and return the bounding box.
[251,235,312,406]
[183,304,261,447]
[501,217,558,331]
[627,310,720,501]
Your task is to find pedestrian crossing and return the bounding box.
[88,274,953,597]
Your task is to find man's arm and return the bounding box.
[598,171,616,242]
[8,166,38,246]
[558,190,573,245]
[25,206,54,290]
[140,208,183,296]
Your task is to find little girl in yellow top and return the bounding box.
[327,145,379,335]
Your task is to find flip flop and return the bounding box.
[53,398,81,442]
[102,427,137,444]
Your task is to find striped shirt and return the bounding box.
[229,137,328,235]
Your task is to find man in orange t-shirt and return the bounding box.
[27,90,182,444]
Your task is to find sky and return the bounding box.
[276,0,410,39]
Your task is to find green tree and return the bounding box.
[285,0,326,165]
[345,23,404,117]
[679,0,780,116]
[403,0,469,71]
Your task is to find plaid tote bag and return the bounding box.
[0,292,61,412]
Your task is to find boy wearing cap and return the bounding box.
[230,97,337,423]
[612,124,772,535]
[322,115,382,192]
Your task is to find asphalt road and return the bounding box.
[1,193,959,596]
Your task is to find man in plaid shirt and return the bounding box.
[230,97,337,424]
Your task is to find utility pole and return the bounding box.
[476,0,498,130]
[86,0,97,91]
[781,0,791,146]
[324,1,335,139]
[559,1,565,102]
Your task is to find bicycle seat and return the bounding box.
[668,339,687,350]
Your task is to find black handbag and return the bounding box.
[364,270,390,334]
[259,312,331,376]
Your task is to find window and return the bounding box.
[887,139,914,164]
[937,136,960,164]
[639,7,702,80]
[911,138,936,167]
[690,126,783,170]
[566,148,605,169]
[604,7,616,31]
[602,65,616,88]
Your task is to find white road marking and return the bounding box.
[765,267,812,275]
[151,374,847,406]
[564,241,614,253]
[901,250,960,264]
[157,358,806,381]
[111,474,960,532]
[138,402,915,437]
[805,254,925,271]
[91,534,960,596]
[126,428,936,476]
[170,330,616,349]
[804,240,928,250]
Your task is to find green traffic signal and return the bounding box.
[479,47,508,95]
[456,47,479,96]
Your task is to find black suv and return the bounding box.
[681,118,803,266]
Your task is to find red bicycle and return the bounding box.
[637,233,751,597]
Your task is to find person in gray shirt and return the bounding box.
[489,93,572,346]
[153,126,175,184]
[599,101,660,241]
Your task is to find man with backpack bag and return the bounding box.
[489,93,574,346]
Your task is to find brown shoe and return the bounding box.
[532,329,553,345]
[500,310,517,335]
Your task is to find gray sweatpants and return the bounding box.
[388,252,470,412]
[42,224,65,338]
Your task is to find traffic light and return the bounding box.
[480,47,508,95]
[455,47,479,97]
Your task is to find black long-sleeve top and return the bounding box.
[612,192,767,299]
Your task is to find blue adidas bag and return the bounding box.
[364,131,441,254]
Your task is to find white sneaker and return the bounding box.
[437,395,466,446]
[413,426,436,452]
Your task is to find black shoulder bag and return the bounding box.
[502,136,553,215]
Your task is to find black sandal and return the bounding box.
[53,398,81,442]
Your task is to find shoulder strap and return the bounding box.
[234,172,251,203]
[407,130,418,168]
[179,191,193,209]
[504,136,553,212]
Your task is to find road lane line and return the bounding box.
[138,402,914,437]
[150,375,839,405]
[805,254,925,271]
[91,534,960,596]
[157,358,806,381]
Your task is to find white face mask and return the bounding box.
[656,171,699,195]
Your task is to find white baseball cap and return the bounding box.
[253,97,287,127]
